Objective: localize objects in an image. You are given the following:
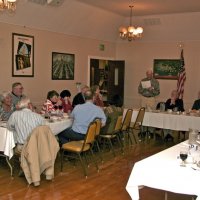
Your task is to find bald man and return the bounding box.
[138,69,160,139]
[138,69,160,110]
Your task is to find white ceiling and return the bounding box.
[76,0,200,16]
[0,0,200,42]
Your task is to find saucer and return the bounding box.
[191,163,200,171]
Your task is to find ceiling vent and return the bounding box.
[47,0,64,6]
[143,18,161,26]
[28,0,47,5]
[28,0,64,6]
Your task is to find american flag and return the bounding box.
[177,49,186,99]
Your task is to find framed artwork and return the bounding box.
[12,33,34,77]
[52,52,75,80]
[153,59,181,79]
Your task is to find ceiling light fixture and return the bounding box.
[0,0,17,12]
[119,5,143,41]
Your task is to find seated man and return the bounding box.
[58,90,106,144]
[72,85,89,107]
[7,98,44,152]
[192,91,200,111]
[10,82,26,108]
[101,94,123,134]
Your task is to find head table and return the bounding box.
[126,140,200,200]
[124,108,200,131]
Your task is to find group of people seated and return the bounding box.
[156,89,200,141]
[0,82,124,153]
[2,81,200,152]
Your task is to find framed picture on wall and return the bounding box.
[52,52,75,80]
[12,33,34,77]
[153,59,181,79]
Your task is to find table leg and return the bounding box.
[165,191,168,200]
[5,156,13,176]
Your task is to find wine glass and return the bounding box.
[180,150,188,167]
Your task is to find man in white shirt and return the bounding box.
[7,98,44,151]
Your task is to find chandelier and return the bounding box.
[0,0,17,12]
[119,5,143,41]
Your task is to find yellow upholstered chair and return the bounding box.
[60,121,99,178]
[93,118,103,162]
[129,107,145,143]
[119,109,133,146]
[99,115,123,157]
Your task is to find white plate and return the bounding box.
[191,164,200,171]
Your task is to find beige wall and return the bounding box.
[116,41,200,110]
[0,22,116,109]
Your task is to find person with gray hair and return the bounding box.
[10,82,26,108]
[58,90,106,144]
[7,97,44,149]
[72,85,90,107]
[0,91,15,121]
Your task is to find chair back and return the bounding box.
[114,115,123,132]
[94,118,101,137]
[133,107,145,130]
[84,121,97,145]
[121,109,133,131]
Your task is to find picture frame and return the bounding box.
[52,52,75,80]
[12,33,34,77]
[153,59,181,79]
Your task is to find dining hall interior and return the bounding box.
[0,0,200,199]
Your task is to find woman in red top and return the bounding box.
[41,90,63,114]
[60,90,73,113]
[91,85,104,107]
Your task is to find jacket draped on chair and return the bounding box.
[20,125,59,186]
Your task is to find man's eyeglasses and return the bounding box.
[15,87,24,90]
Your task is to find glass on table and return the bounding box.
[180,150,188,167]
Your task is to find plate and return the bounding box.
[191,164,200,171]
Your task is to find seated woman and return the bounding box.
[91,85,104,107]
[165,90,185,112]
[41,90,63,114]
[100,94,123,135]
[60,90,73,113]
[164,90,185,141]
[191,91,200,111]
[0,91,15,121]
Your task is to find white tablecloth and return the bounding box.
[0,118,72,159]
[128,109,200,131]
[45,118,72,135]
[126,141,200,200]
[0,127,15,159]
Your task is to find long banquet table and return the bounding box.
[126,140,200,200]
[127,109,200,131]
[0,117,72,159]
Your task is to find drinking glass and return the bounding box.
[180,150,188,167]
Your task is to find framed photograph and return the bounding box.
[12,33,34,77]
[153,59,181,79]
[52,52,75,80]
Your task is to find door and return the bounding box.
[107,60,125,103]
[90,59,125,105]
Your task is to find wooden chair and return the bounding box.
[60,121,99,178]
[99,115,123,157]
[129,107,145,143]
